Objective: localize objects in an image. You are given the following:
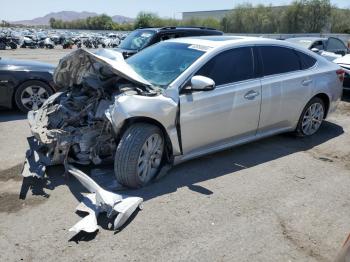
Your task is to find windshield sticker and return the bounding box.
[188,44,212,52]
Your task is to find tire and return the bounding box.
[114,123,164,188]
[9,42,17,49]
[14,80,53,113]
[295,97,325,137]
[0,42,6,50]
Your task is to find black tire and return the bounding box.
[114,123,164,188]
[295,97,325,137]
[14,80,53,113]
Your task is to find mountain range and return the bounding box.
[11,11,134,25]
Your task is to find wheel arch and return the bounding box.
[117,116,174,164]
[313,93,330,118]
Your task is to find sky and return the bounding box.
[0,0,349,21]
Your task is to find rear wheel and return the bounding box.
[296,97,325,137]
[114,123,164,188]
[14,80,53,113]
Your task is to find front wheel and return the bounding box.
[114,123,164,188]
[296,97,325,137]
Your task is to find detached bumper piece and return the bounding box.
[21,136,52,178]
[67,165,143,235]
[20,139,143,236]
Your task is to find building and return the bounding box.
[182,6,285,21]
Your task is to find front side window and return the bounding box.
[196,47,254,86]
[126,42,205,87]
[260,46,300,76]
[310,40,325,50]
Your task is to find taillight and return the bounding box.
[336,69,345,82]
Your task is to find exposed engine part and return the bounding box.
[26,71,143,167]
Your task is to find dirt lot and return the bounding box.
[0,48,350,262]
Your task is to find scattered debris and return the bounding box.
[67,165,143,235]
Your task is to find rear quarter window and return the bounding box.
[259,46,301,76]
[295,50,317,70]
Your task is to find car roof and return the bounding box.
[167,35,296,48]
[137,26,222,33]
[286,37,327,41]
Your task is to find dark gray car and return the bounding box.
[0,57,55,112]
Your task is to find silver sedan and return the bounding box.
[28,36,344,188]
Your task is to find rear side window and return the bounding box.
[259,46,300,76]
[327,38,347,51]
[295,50,317,69]
[196,47,254,86]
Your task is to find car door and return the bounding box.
[257,46,315,135]
[179,47,262,156]
[0,69,17,108]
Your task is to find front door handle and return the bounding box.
[302,79,313,86]
[244,90,260,100]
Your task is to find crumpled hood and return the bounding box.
[53,48,151,88]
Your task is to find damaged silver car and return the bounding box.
[25,36,344,188]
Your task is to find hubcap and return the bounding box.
[137,134,164,182]
[302,102,324,135]
[20,85,49,111]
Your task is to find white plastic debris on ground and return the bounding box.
[67,165,143,235]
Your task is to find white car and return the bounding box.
[286,37,349,61]
[25,36,344,188]
[334,54,350,90]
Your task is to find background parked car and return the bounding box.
[333,54,350,91]
[0,57,55,112]
[114,26,223,58]
[286,36,350,61]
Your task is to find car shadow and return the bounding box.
[18,120,344,242]
[0,108,26,122]
[133,120,344,201]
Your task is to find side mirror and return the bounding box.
[311,48,320,53]
[191,75,215,91]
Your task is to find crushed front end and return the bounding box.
[22,48,156,178]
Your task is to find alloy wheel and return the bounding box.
[301,102,324,135]
[20,85,50,111]
[137,133,164,182]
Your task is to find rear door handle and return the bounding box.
[244,90,260,100]
[302,79,313,86]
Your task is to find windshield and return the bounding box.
[126,42,206,87]
[119,30,155,51]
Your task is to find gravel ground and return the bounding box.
[0,48,350,262]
